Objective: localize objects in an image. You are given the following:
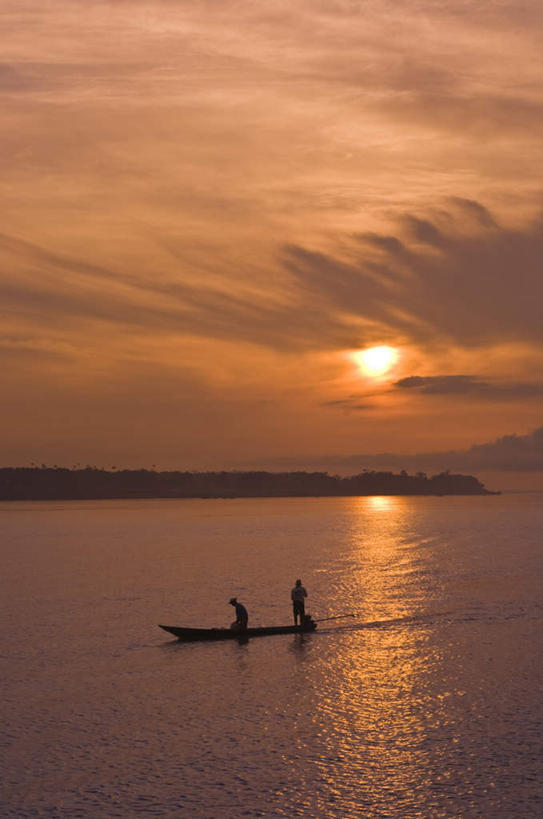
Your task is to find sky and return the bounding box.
[2,0,543,488]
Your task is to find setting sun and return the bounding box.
[352,346,399,377]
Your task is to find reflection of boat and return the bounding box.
[159,619,317,641]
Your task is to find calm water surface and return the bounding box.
[1,494,542,817]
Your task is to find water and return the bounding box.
[1,494,542,818]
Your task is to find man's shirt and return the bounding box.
[291,586,307,602]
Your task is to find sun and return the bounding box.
[352,345,398,377]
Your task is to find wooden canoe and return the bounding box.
[159,622,317,641]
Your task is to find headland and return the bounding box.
[0,467,498,500]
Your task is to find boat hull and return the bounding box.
[159,623,317,641]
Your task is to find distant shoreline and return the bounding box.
[0,467,499,501]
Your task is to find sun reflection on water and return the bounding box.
[344,494,418,623]
[308,622,436,816]
[364,495,397,512]
[304,495,438,814]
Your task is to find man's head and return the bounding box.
[229,597,237,606]
[295,579,302,586]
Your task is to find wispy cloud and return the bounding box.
[3,199,543,380]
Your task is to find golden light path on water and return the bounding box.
[299,495,446,816]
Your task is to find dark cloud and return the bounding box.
[448,198,498,229]
[396,375,477,392]
[321,399,374,411]
[358,234,407,255]
[403,216,446,247]
[285,426,543,474]
[321,398,353,406]
[394,375,543,399]
[331,427,543,472]
[465,426,543,471]
[283,202,543,348]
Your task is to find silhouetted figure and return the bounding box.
[229,597,248,631]
[291,579,307,626]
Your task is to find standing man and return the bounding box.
[229,597,248,631]
[291,579,308,627]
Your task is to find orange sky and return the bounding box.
[2,0,543,486]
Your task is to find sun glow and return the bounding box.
[352,346,398,377]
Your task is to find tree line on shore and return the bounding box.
[0,466,496,500]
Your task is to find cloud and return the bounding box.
[4,196,543,362]
[394,375,543,399]
[448,198,498,229]
[465,426,543,471]
[321,397,374,411]
[281,426,543,474]
[283,202,543,349]
[0,230,360,354]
